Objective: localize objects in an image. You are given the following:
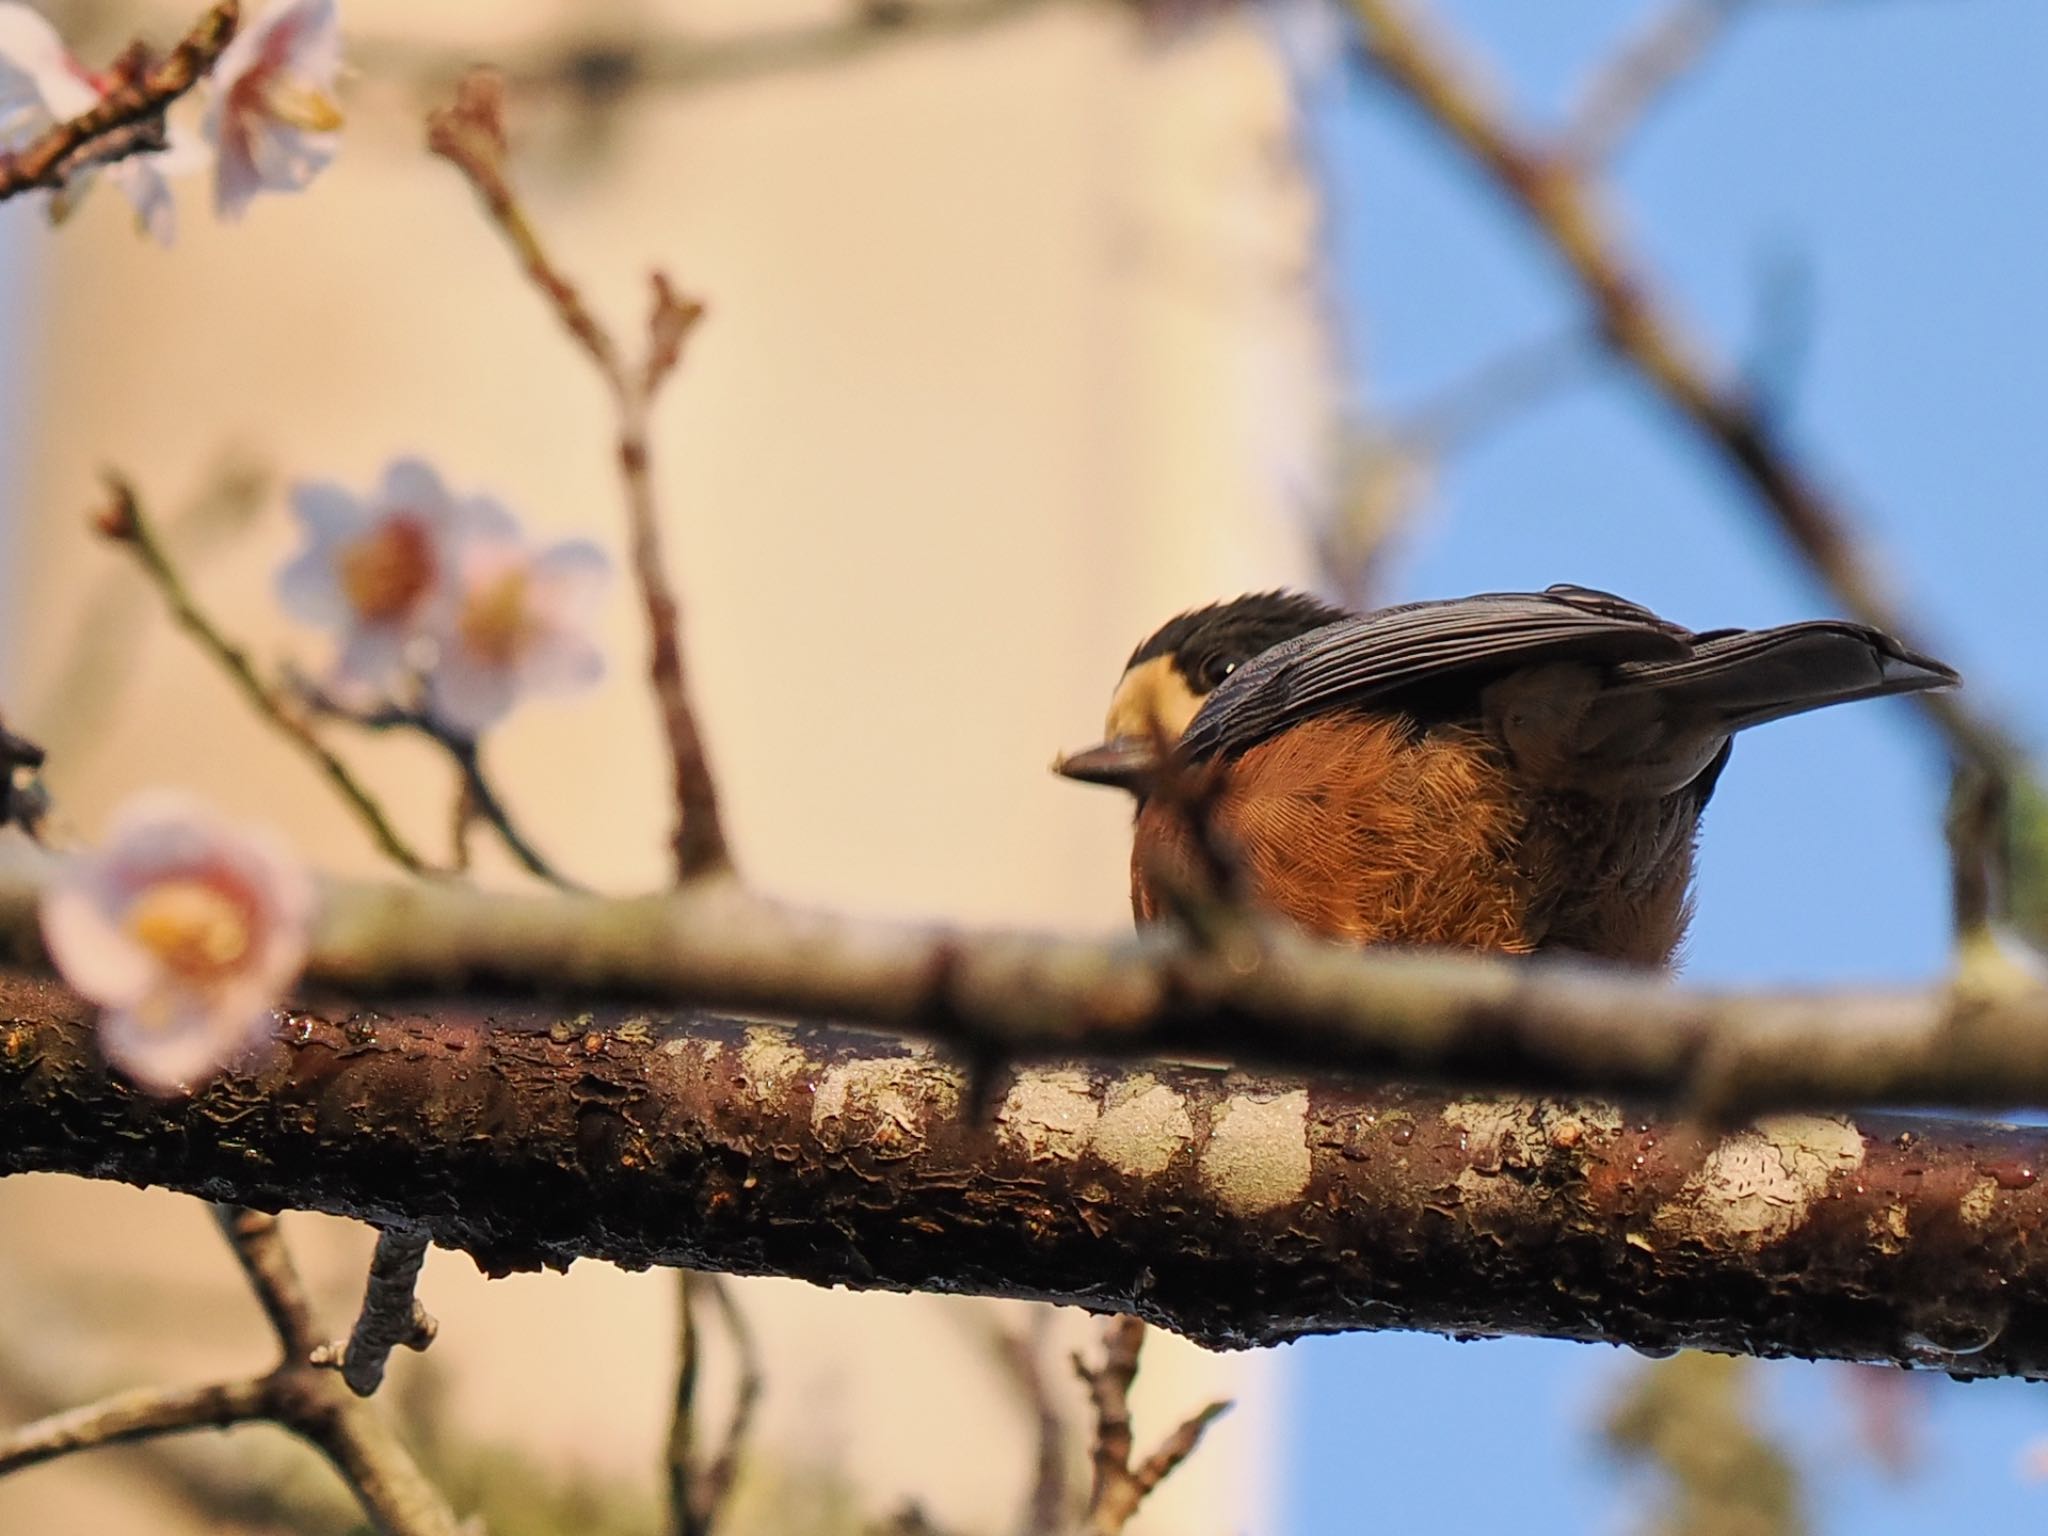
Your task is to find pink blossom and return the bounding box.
[426,529,612,740]
[40,792,315,1094]
[0,3,186,243]
[203,0,340,219]
[277,459,511,704]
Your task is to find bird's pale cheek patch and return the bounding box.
[1104,656,1203,744]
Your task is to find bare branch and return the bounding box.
[1563,0,1751,166]
[312,1228,437,1398]
[1343,0,2019,781]
[96,476,434,877]
[1074,1319,1229,1536]
[987,1310,1067,1536]
[213,1204,320,1358]
[666,1272,760,1536]
[290,674,585,891]
[357,0,1061,108]
[0,2,239,205]
[428,71,731,884]
[0,1207,469,1535]
[0,1376,271,1476]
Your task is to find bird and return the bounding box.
[1055,585,1958,968]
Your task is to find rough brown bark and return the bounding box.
[3,971,2042,1377]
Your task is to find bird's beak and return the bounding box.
[1052,735,1160,791]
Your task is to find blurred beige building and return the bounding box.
[0,0,1334,1530]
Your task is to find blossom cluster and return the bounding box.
[0,0,342,242]
[280,458,612,739]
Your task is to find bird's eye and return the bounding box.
[1202,656,1239,689]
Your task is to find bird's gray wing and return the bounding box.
[1179,586,1693,761]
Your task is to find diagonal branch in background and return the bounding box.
[1562,0,1753,166]
[427,71,732,884]
[0,1,239,206]
[94,476,434,876]
[1342,0,2019,780]
[7,976,2048,1378]
[1073,1318,1229,1536]
[0,1206,466,1536]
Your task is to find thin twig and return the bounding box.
[1072,1318,1229,1536]
[987,1311,1068,1536]
[0,1,239,204]
[0,1377,271,1475]
[95,476,433,876]
[311,1227,438,1399]
[665,1270,703,1536]
[1563,0,1751,165]
[665,1272,760,1536]
[1344,0,2019,779]
[0,1207,468,1535]
[289,673,584,890]
[1947,763,2009,944]
[213,1203,320,1355]
[1398,328,1602,455]
[355,0,1057,106]
[427,71,732,884]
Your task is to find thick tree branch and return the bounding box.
[3,860,2048,1116]
[41,864,2048,1117]
[4,973,2048,1378]
[0,2,239,205]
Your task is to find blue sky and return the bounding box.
[1289,2,2048,1530]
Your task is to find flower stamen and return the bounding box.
[124,876,255,983]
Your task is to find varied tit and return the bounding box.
[1056,585,1957,967]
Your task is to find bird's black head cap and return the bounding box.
[1128,590,1345,695]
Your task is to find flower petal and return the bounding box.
[0,5,96,119]
[39,879,156,1009]
[516,631,605,696]
[378,458,453,521]
[426,650,519,739]
[97,990,272,1094]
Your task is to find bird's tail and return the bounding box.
[1609,620,1958,733]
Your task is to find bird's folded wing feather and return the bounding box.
[1180,587,1693,760]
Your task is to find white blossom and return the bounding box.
[425,527,612,740]
[40,792,315,1093]
[203,0,342,219]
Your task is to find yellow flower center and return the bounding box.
[457,568,537,666]
[125,878,254,983]
[338,517,434,623]
[259,76,344,133]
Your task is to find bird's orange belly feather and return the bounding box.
[1131,712,1698,965]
